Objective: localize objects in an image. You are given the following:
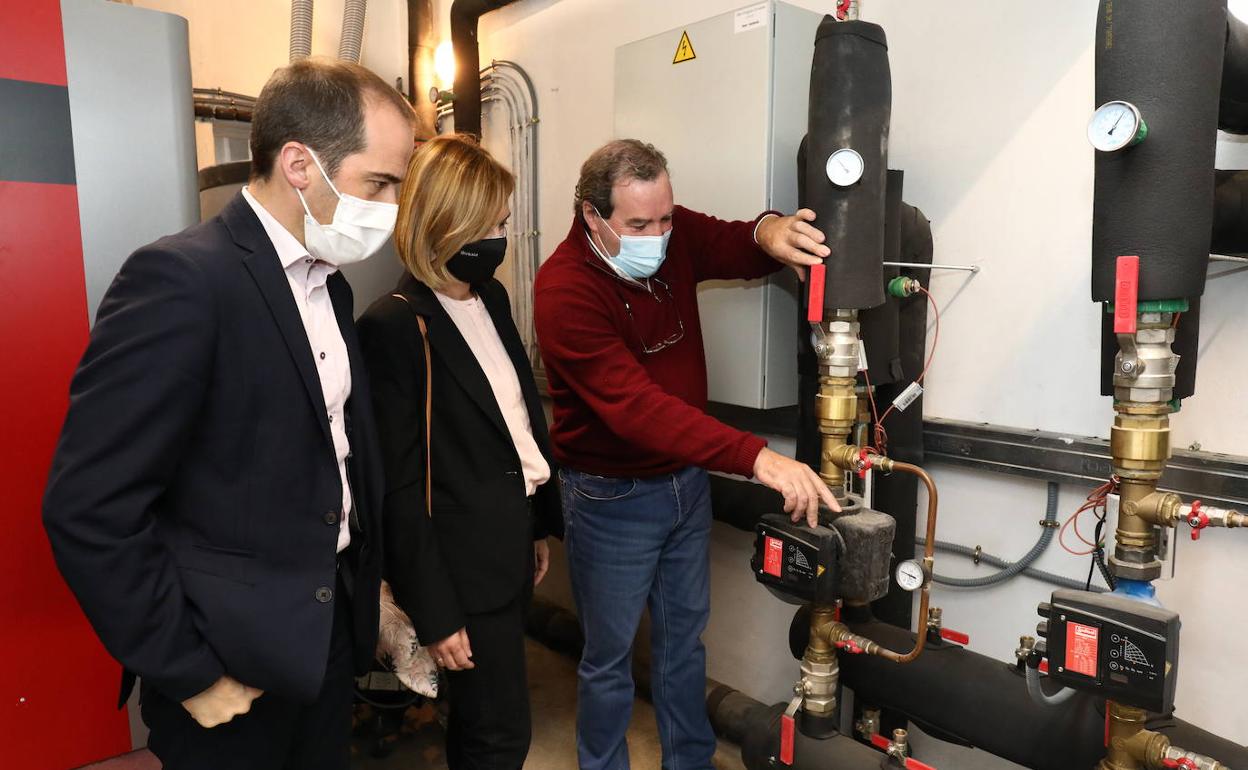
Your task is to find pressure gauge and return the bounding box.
[1087,100,1147,153]
[896,559,926,592]
[826,148,865,187]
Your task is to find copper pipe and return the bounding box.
[891,461,937,565]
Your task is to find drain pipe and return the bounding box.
[338,0,368,63]
[450,0,519,136]
[290,0,314,62]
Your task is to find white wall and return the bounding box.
[436,0,1248,747]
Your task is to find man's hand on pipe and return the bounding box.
[753,447,841,526]
[754,208,831,281]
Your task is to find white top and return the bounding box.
[242,187,353,554]
[434,291,551,497]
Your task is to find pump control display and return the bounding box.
[752,514,840,605]
[1037,589,1180,713]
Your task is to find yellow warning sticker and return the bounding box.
[673,30,696,64]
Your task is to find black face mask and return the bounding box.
[446,236,506,285]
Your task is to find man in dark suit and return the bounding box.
[42,58,415,769]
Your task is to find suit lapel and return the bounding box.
[397,275,511,444]
[223,193,334,449]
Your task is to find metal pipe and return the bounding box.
[290,0,314,62]
[882,261,980,273]
[337,0,368,63]
[450,0,520,137]
[1209,253,1248,264]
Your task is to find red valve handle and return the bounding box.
[870,734,891,751]
[1163,759,1198,769]
[857,448,874,479]
[905,758,938,770]
[836,0,852,19]
[1038,660,1049,674]
[940,628,970,645]
[779,713,795,765]
[1114,256,1140,335]
[807,264,826,323]
[836,640,864,654]
[1188,500,1208,541]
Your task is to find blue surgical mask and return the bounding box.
[593,207,671,280]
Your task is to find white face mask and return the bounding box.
[295,147,398,266]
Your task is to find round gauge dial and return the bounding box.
[895,559,926,592]
[1087,101,1146,153]
[826,148,865,187]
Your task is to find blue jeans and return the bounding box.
[560,466,716,770]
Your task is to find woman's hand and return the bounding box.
[534,538,551,586]
[429,628,474,671]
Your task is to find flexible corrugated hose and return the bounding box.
[338,0,368,63]
[1026,659,1077,706]
[290,0,314,62]
[915,482,1107,592]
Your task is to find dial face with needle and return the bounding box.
[826,148,865,187]
[896,559,925,592]
[1088,101,1144,153]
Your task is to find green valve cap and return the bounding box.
[888,276,920,298]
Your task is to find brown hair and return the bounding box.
[395,134,514,290]
[249,57,414,180]
[573,139,669,222]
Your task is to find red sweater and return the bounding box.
[534,206,781,478]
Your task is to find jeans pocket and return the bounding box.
[568,472,638,502]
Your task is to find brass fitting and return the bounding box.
[1101,702,1167,770]
[825,444,894,477]
[800,605,841,717]
[1109,401,1175,581]
[1122,491,1184,528]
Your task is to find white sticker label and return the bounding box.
[892,382,924,412]
[734,3,770,33]
[857,340,868,372]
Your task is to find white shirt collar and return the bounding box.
[241,186,317,271]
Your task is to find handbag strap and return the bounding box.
[391,293,433,518]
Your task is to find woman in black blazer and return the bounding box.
[357,134,561,769]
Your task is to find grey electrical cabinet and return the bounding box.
[615,1,821,409]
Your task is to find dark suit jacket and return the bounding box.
[42,192,385,705]
[356,272,562,645]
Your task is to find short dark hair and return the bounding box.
[573,139,669,222]
[249,57,414,180]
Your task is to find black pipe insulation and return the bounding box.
[858,170,904,386]
[1221,10,1248,134]
[1212,169,1248,255]
[806,18,890,313]
[791,608,1248,770]
[450,0,518,137]
[1091,0,1227,303]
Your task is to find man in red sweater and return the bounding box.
[534,139,838,770]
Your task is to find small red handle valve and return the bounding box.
[836,640,864,654]
[1188,500,1208,541]
[905,758,938,770]
[940,628,970,646]
[1163,759,1198,769]
[857,448,874,479]
[869,733,938,770]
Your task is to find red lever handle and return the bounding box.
[1163,759,1198,769]
[939,628,970,645]
[1188,500,1208,541]
[857,447,874,479]
[807,264,826,323]
[906,758,939,770]
[779,713,795,765]
[1038,660,1050,675]
[870,734,891,751]
[836,640,864,654]
[1114,256,1140,335]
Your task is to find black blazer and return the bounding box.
[42,193,385,705]
[356,272,562,644]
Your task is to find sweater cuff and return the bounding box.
[732,433,769,479]
[752,211,783,246]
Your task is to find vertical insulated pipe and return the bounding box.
[1090,0,1226,302]
[805,18,890,314]
[337,0,368,63]
[290,0,314,62]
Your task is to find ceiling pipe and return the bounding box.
[337,0,368,63]
[290,0,314,61]
[450,0,519,136]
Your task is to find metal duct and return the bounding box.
[805,18,890,313]
[337,0,367,63]
[450,0,517,136]
[1220,10,1248,133]
[1090,0,1227,302]
[290,0,314,62]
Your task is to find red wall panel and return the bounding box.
[0,1,68,86]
